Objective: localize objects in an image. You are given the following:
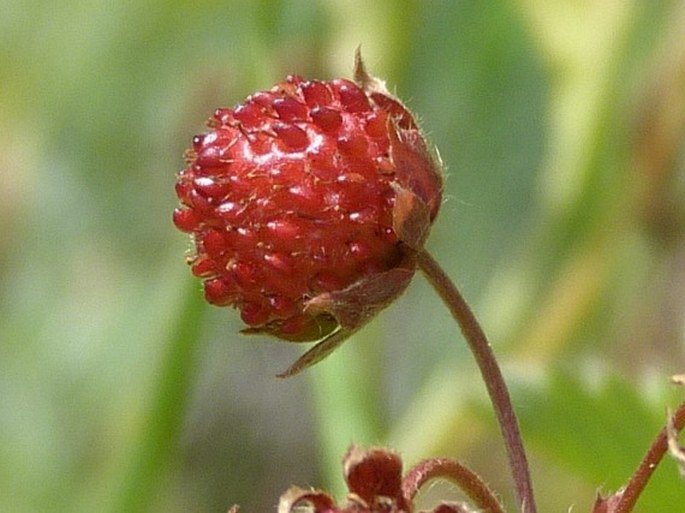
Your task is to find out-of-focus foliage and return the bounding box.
[1,1,683,512]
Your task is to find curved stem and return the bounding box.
[613,398,685,513]
[402,457,507,513]
[417,249,536,513]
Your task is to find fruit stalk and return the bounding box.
[417,249,536,513]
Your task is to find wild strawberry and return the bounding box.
[173,51,442,375]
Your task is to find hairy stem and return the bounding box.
[402,457,506,513]
[613,398,685,513]
[417,249,536,513]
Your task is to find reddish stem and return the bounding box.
[402,457,507,513]
[417,250,536,513]
[613,398,685,513]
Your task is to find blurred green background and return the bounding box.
[2,1,684,512]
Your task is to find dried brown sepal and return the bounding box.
[278,267,415,377]
[392,184,432,251]
[354,48,420,132]
[387,119,442,223]
[306,267,416,330]
[343,445,408,511]
[355,48,443,222]
[276,327,354,378]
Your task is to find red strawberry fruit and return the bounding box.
[173,52,442,375]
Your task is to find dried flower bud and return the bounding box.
[229,446,504,513]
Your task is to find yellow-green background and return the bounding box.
[2,1,684,512]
